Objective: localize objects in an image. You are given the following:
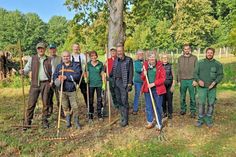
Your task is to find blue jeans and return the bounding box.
[145,88,163,127]
[133,82,143,112]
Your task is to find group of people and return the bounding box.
[20,42,223,131]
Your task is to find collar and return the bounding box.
[38,54,46,60]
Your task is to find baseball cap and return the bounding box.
[36,42,46,49]
[110,47,116,51]
[49,43,57,49]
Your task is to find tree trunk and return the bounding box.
[108,0,124,50]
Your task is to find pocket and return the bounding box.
[210,67,217,78]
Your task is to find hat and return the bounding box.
[49,43,57,49]
[110,47,116,51]
[36,42,46,49]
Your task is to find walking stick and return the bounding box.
[85,52,90,120]
[143,66,161,129]
[57,65,64,137]
[18,40,26,127]
[105,46,111,124]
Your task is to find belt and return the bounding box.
[39,80,49,83]
[115,77,122,80]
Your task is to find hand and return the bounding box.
[209,81,216,89]
[198,80,204,87]
[178,82,180,86]
[170,85,174,93]
[127,84,132,92]
[58,75,66,81]
[84,77,88,83]
[192,80,198,87]
[19,69,24,75]
[102,82,106,90]
[148,83,155,88]
[83,72,88,78]
[49,81,53,87]
[143,69,147,76]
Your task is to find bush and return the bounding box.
[0,75,30,88]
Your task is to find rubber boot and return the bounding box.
[66,115,71,128]
[74,116,81,129]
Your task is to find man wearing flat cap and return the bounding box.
[20,42,52,130]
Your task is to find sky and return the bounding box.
[0,0,76,22]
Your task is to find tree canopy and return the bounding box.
[0,0,235,56]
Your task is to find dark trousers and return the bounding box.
[25,81,50,124]
[114,79,129,126]
[48,85,64,117]
[79,78,88,106]
[162,84,173,117]
[89,87,103,118]
[109,78,118,109]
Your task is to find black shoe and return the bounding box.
[42,121,49,129]
[23,121,31,131]
[190,113,196,118]
[180,111,186,115]
[168,114,173,119]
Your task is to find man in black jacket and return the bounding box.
[110,43,134,127]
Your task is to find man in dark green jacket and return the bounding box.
[194,48,223,127]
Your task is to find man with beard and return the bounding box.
[194,48,223,127]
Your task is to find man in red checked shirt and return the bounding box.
[105,47,118,109]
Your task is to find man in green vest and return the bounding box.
[20,42,52,130]
[194,48,223,127]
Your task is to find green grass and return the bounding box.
[0,57,236,156]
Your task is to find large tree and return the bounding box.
[46,16,69,50]
[64,0,126,50]
[171,0,219,48]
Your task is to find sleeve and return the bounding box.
[193,61,200,82]
[154,66,166,87]
[215,63,224,84]
[53,64,60,81]
[23,57,32,75]
[128,58,134,85]
[67,64,81,82]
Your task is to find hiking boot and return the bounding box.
[180,111,186,115]
[190,112,196,118]
[195,121,203,127]
[66,115,72,128]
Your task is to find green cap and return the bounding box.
[49,43,57,49]
[110,47,116,51]
[36,42,46,49]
